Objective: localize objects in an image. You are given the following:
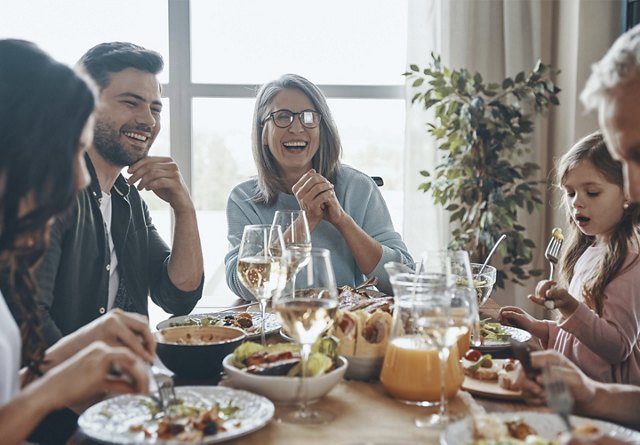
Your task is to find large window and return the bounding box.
[2,0,408,318]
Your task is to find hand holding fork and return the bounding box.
[150,365,177,413]
[543,363,574,431]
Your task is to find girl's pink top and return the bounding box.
[545,245,640,384]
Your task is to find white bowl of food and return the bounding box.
[222,342,346,404]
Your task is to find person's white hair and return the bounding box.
[581,24,640,110]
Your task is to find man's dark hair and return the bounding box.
[78,41,164,90]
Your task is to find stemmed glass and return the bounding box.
[237,224,288,345]
[413,250,474,428]
[451,251,481,352]
[272,248,338,424]
[272,209,312,287]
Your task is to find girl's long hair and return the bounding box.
[0,39,95,376]
[556,131,640,315]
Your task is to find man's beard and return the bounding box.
[93,120,149,167]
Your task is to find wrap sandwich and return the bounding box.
[332,308,392,357]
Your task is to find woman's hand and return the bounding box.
[45,309,156,370]
[85,309,156,362]
[499,306,548,343]
[44,341,149,411]
[292,169,346,229]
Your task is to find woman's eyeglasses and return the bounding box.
[262,109,322,129]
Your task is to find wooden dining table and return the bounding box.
[68,299,555,445]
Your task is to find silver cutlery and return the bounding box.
[150,365,177,412]
[543,364,574,431]
[544,228,563,309]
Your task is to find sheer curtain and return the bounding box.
[404,0,622,311]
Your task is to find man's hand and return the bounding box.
[514,350,597,407]
[127,156,194,213]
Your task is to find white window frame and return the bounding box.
[164,0,404,194]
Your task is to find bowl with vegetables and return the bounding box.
[470,263,497,307]
[222,337,347,404]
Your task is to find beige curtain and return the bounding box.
[404,0,623,314]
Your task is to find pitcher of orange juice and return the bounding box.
[381,260,464,405]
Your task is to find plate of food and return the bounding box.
[478,320,532,351]
[78,386,274,444]
[157,311,281,339]
[441,411,640,444]
[460,350,521,400]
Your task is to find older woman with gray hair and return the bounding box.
[224,74,412,300]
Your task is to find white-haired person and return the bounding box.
[582,23,640,204]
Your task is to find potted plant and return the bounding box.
[405,54,561,288]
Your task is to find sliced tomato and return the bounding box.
[464,348,482,362]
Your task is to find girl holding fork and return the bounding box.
[500,131,640,385]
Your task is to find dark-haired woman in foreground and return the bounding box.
[0,39,153,445]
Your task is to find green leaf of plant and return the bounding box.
[406,53,558,289]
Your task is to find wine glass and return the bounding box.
[272,209,312,284]
[412,250,474,428]
[450,251,481,352]
[237,224,288,345]
[272,248,338,424]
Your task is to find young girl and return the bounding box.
[500,131,640,385]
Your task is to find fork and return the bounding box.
[543,364,574,431]
[543,231,563,309]
[150,365,177,413]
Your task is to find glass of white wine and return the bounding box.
[237,224,288,346]
[273,248,338,424]
[272,210,312,284]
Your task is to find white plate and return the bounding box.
[78,386,274,444]
[477,325,532,351]
[461,358,521,400]
[157,311,281,339]
[441,411,640,444]
[462,377,521,400]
